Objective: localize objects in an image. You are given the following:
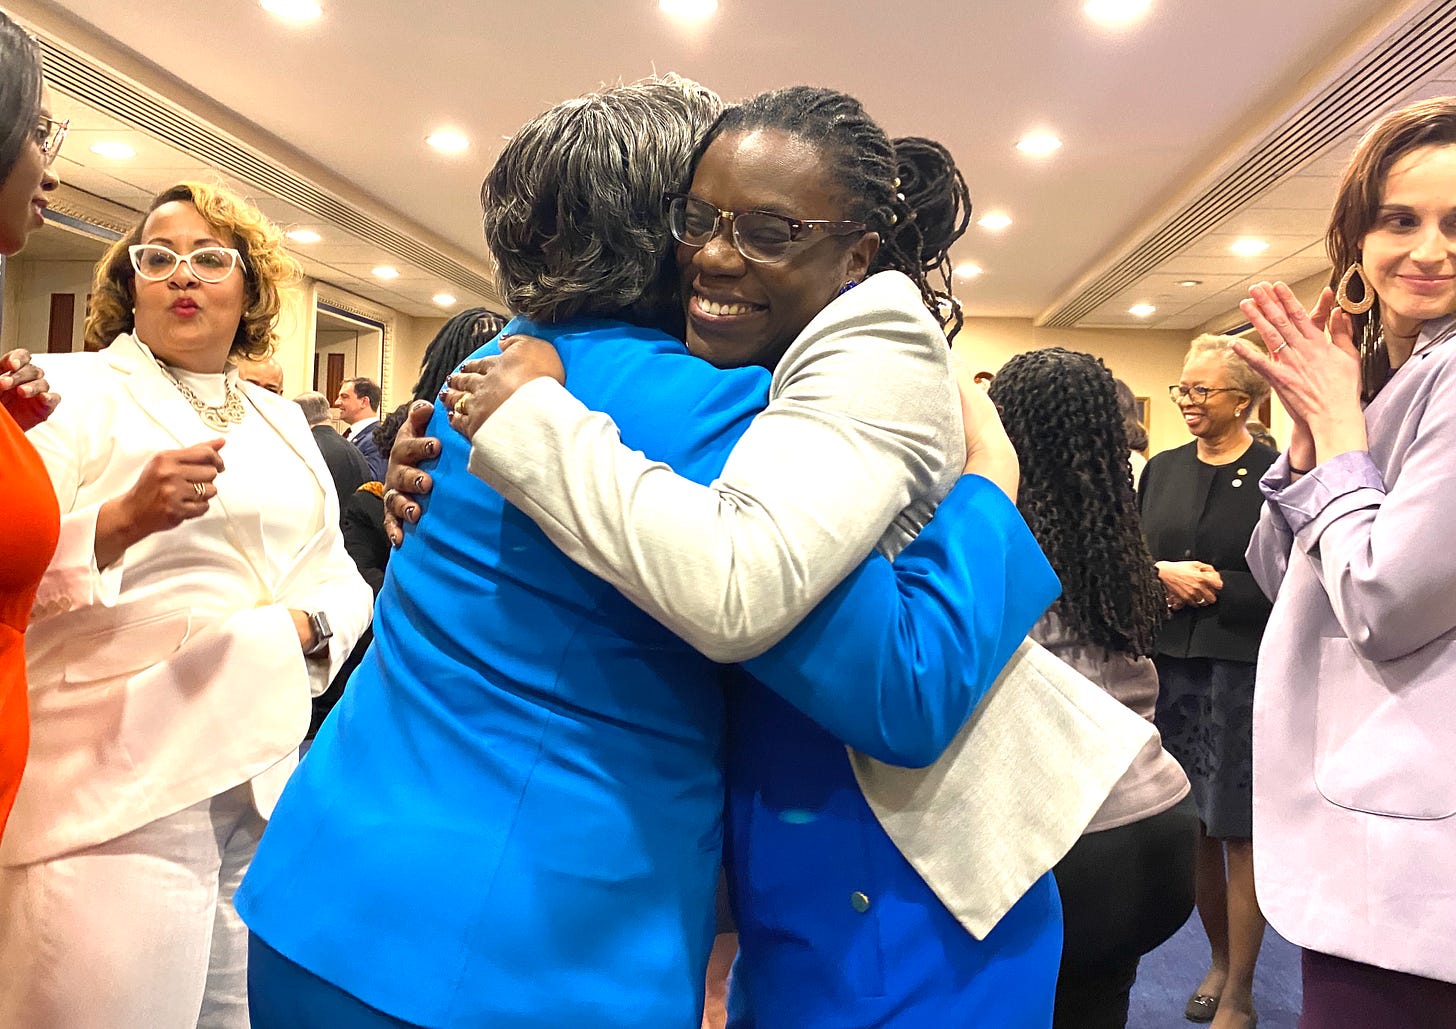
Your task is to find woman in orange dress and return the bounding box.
[0,10,64,839]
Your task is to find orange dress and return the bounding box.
[0,404,59,841]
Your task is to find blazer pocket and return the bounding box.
[1313,634,1456,819]
[62,609,193,686]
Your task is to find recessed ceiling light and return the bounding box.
[1084,0,1152,26]
[372,266,400,280]
[977,213,1013,231]
[1230,238,1270,257]
[286,229,321,244]
[954,262,984,279]
[426,130,469,154]
[89,141,135,160]
[260,0,321,21]
[659,0,718,16]
[1174,279,1202,287]
[433,293,457,307]
[1128,303,1157,318]
[1015,133,1062,156]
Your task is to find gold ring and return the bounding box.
[453,395,470,417]
[192,482,207,498]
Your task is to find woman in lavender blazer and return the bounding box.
[1237,97,1456,1028]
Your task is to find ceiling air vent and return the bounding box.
[37,38,498,301]
[1040,0,1456,328]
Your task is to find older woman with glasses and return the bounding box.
[0,180,371,1029]
[0,9,64,848]
[1137,334,1276,1029]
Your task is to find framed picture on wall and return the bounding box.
[1135,395,1150,435]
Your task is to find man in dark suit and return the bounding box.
[295,392,371,501]
[335,377,386,480]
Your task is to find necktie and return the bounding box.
[343,426,352,440]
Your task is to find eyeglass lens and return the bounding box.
[131,245,238,282]
[36,118,68,166]
[669,196,796,263]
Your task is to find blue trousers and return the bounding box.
[248,934,424,1028]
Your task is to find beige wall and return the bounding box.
[955,318,1196,456]
[1,259,95,354]
[389,313,450,407]
[270,277,318,397]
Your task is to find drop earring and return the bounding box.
[1336,262,1375,315]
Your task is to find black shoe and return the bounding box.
[1184,992,1219,1023]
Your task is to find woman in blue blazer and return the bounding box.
[407,88,1068,1027]
[242,80,1061,1028]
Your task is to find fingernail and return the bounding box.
[407,504,419,519]
[425,441,438,457]
[414,473,425,488]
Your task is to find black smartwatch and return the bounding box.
[303,611,333,658]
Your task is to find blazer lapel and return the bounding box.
[109,333,276,589]
[109,333,222,451]
[241,386,331,596]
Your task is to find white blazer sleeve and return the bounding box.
[466,272,962,662]
[26,376,129,621]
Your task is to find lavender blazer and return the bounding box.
[1246,315,1456,983]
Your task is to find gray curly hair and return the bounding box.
[481,74,722,329]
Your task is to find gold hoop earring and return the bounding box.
[1337,262,1375,315]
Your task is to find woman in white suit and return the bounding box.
[0,181,372,1029]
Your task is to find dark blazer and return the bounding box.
[311,424,372,501]
[347,421,388,481]
[1139,439,1278,663]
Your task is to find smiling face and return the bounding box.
[678,128,878,370]
[1360,144,1456,338]
[1175,352,1248,441]
[335,381,367,423]
[131,200,246,373]
[0,88,60,256]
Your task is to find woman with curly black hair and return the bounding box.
[991,348,1198,1029]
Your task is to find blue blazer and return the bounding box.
[727,481,1065,1028]
[238,316,1060,1027]
[349,422,388,481]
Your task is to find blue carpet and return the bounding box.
[1128,912,1301,1029]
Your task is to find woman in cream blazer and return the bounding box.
[0,182,371,1029]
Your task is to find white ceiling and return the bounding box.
[10,0,1456,332]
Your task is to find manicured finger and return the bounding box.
[448,372,490,395]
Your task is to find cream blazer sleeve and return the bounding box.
[466,271,964,662]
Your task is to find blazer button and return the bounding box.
[850,891,871,913]
[1183,549,1193,558]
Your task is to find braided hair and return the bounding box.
[988,348,1165,657]
[409,307,508,402]
[702,87,971,340]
